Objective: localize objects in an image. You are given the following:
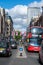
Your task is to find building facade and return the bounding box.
[0,8,5,39]
[34,7,43,26]
[0,8,13,39]
[5,14,13,38]
[27,7,41,25]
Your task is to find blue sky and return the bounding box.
[0,0,41,9]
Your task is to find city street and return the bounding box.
[0,45,41,65]
[0,0,43,65]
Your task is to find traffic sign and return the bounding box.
[19,48,23,51]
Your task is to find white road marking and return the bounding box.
[16,45,27,58]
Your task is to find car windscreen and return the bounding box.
[29,38,41,46]
[0,41,7,48]
[31,27,43,34]
[11,41,16,44]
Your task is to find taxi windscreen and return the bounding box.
[0,41,6,48]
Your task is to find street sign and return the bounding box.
[19,48,23,51]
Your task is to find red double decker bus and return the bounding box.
[27,26,43,52]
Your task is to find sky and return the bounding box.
[0,0,43,32]
[0,0,41,9]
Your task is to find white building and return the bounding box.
[27,7,41,25]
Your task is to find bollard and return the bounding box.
[19,47,23,56]
[20,53,22,56]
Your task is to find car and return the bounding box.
[11,41,17,49]
[0,40,12,57]
[27,38,41,52]
[39,40,43,64]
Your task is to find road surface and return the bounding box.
[0,45,41,65]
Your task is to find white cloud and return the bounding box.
[14,24,22,29]
[15,28,26,32]
[13,18,27,26]
[29,0,43,7]
[5,5,27,32]
[8,5,27,18]
[5,9,9,12]
[23,19,27,25]
[5,0,43,32]
[13,24,26,33]
[19,28,26,32]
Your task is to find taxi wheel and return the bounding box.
[7,52,12,57]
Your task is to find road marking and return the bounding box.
[16,45,27,58]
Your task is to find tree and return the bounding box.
[15,31,22,40]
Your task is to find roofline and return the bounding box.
[29,26,43,28]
